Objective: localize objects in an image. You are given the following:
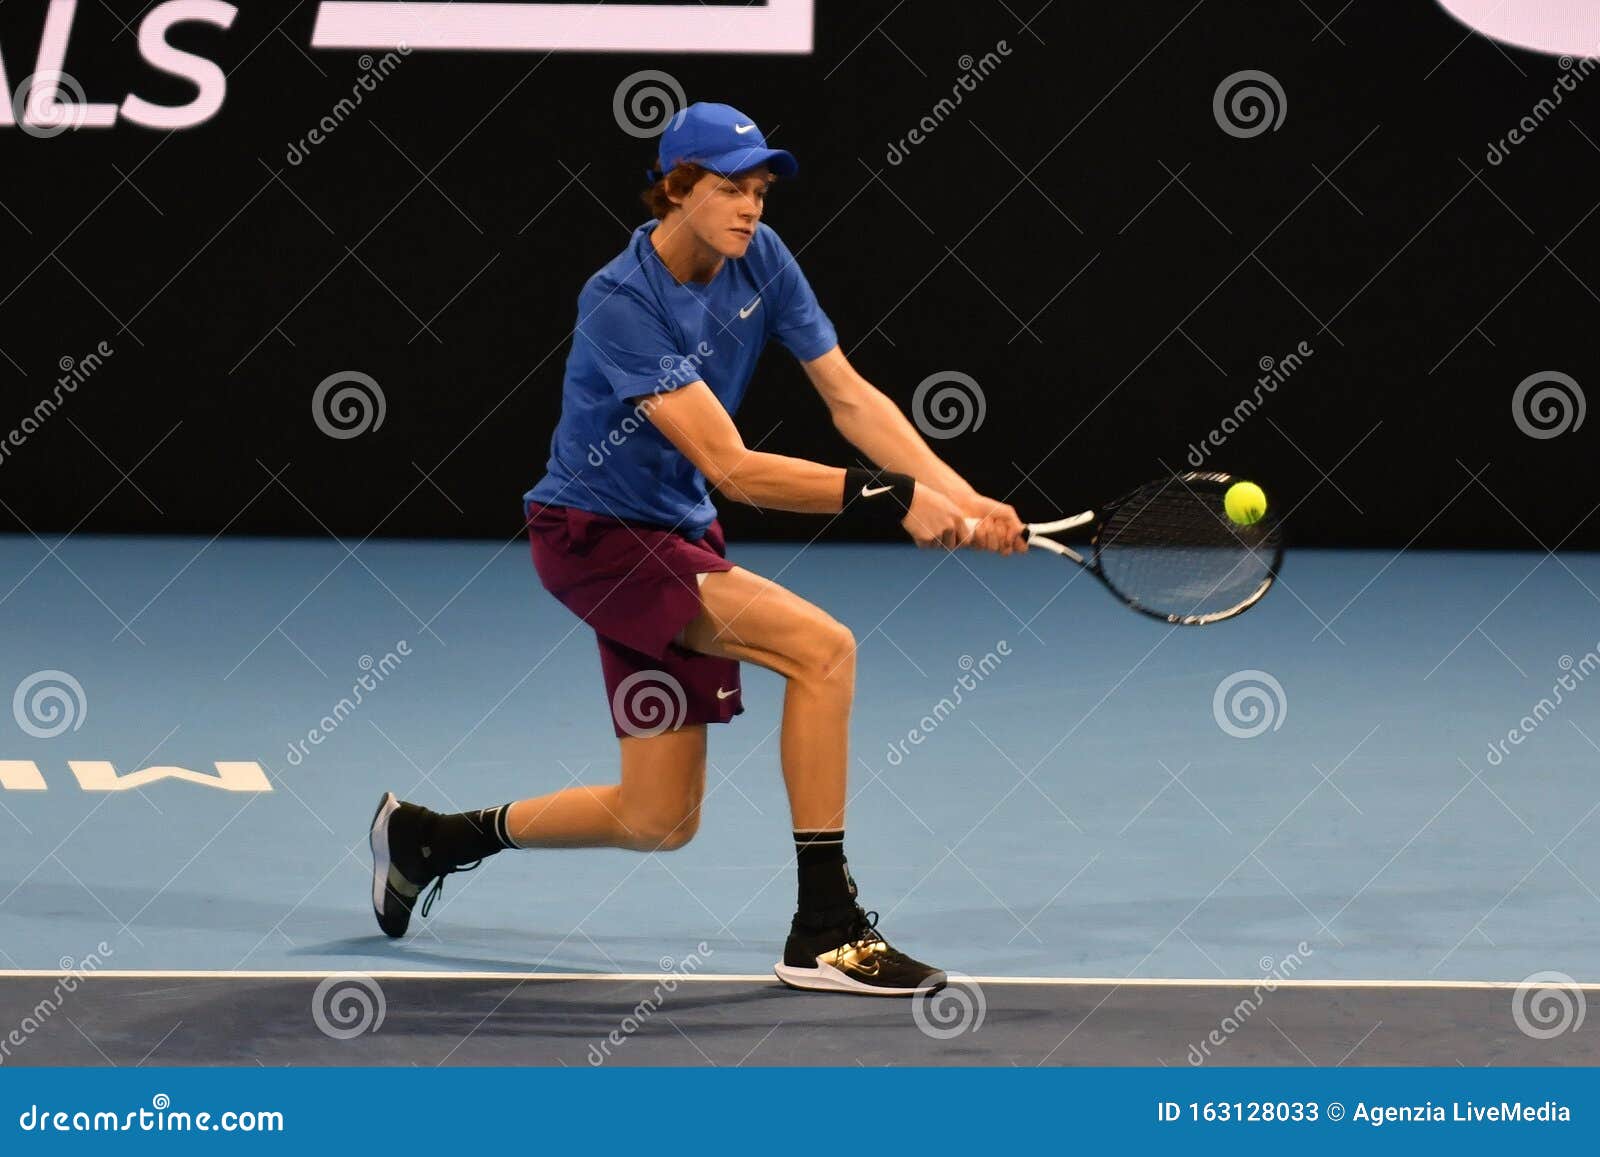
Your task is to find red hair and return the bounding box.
[641,162,710,220]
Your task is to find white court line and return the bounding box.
[1,970,1596,989]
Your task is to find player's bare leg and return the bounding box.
[680,565,945,995]
[370,728,707,937]
[679,567,850,831]
[503,727,707,851]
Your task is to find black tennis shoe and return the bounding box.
[773,907,946,995]
[368,792,478,938]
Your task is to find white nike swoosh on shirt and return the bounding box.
[733,123,757,134]
[716,687,738,699]
[739,297,761,319]
[861,484,892,498]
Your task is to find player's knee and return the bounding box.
[651,823,696,852]
[795,616,855,687]
[626,806,700,852]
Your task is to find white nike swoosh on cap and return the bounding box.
[733,123,757,134]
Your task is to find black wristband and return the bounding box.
[840,468,916,533]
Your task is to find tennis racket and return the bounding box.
[966,472,1284,625]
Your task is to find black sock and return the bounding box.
[423,805,518,870]
[794,829,857,927]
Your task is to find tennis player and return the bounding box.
[369,102,1026,995]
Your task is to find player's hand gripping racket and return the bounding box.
[966,472,1284,625]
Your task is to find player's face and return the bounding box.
[681,167,772,258]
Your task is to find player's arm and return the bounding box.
[801,346,1026,554]
[641,381,967,547]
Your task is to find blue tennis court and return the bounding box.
[3,534,1597,1064]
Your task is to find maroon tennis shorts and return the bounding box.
[526,502,743,738]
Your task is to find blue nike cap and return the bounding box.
[646,102,798,183]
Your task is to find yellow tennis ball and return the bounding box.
[1224,481,1267,526]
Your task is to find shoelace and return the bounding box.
[844,908,921,966]
[845,908,890,951]
[418,859,481,918]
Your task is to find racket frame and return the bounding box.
[965,474,1283,626]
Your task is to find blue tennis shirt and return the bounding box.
[524,220,837,538]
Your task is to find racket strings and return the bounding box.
[1094,483,1281,622]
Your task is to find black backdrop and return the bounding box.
[1,1,1596,548]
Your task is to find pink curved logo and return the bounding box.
[1437,0,1600,57]
[311,1,816,53]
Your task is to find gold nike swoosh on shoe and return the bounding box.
[823,940,890,978]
